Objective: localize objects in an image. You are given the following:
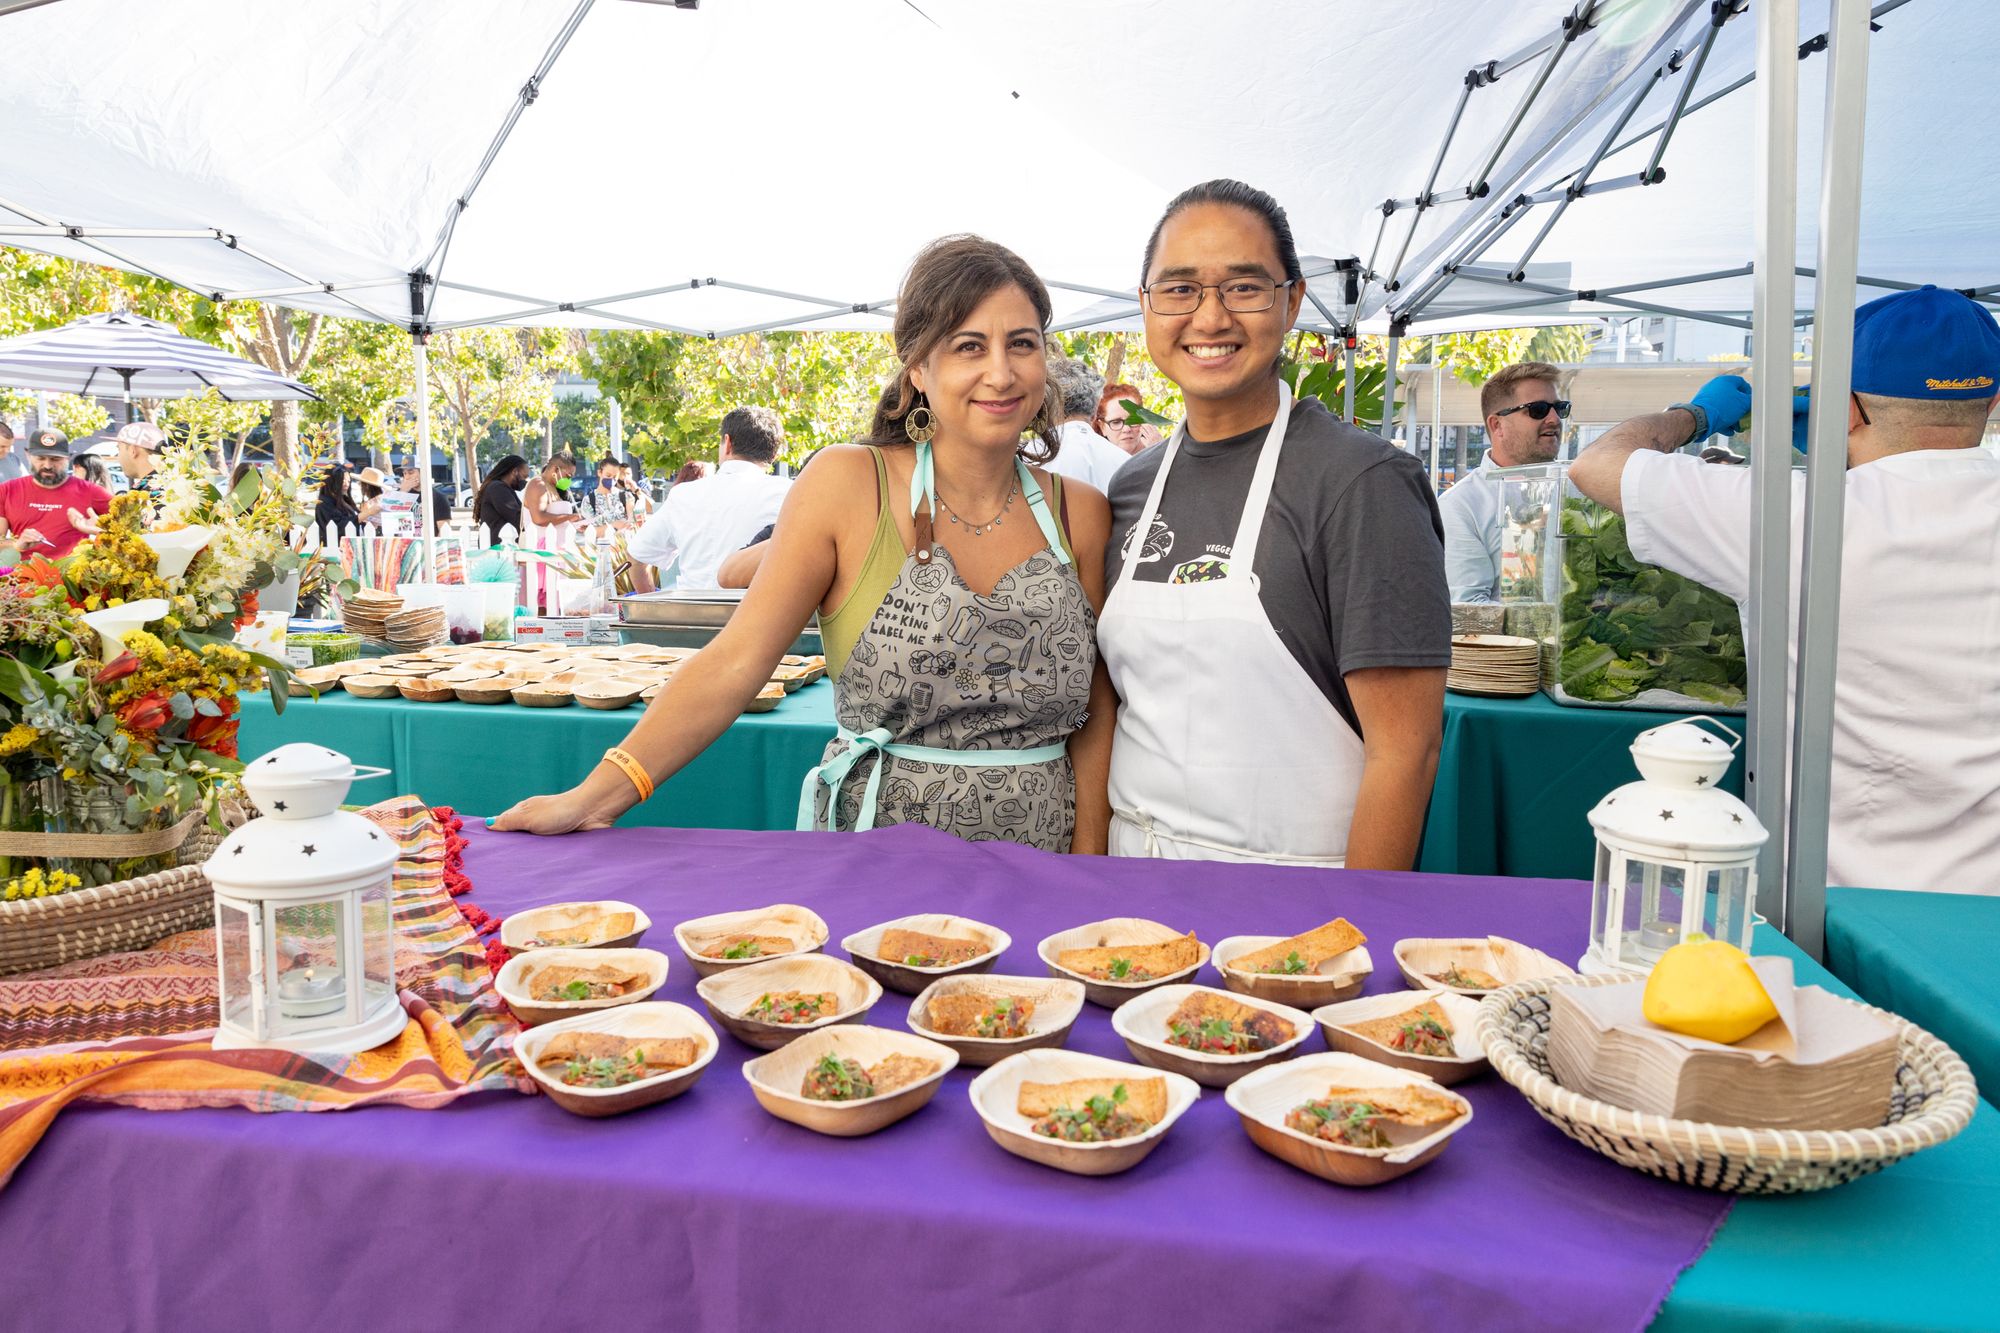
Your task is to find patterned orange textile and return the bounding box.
[0,797,528,1189]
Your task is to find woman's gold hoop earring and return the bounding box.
[906,400,936,444]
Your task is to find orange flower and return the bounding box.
[188,710,239,758]
[116,691,173,734]
[14,557,63,590]
[97,651,141,684]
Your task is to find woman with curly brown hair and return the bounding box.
[494,235,1115,852]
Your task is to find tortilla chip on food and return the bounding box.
[538,1031,701,1071]
[529,962,648,996]
[878,927,988,966]
[1055,931,1200,981]
[1163,990,1296,1045]
[1227,918,1367,975]
[1343,1000,1454,1050]
[701,933,795,959]
[925,992,1036,1037]
[1324,1082,1462,1126]
[867,1053,941,1095]
[1017,1076,1168,1126]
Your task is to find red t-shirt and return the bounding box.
[0,475,113,558]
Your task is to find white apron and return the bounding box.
[1098,382,1368,865]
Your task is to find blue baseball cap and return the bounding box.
[1851,285,2000,401]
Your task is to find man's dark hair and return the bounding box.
[0,420,13,441]
[599,454,619,472]
[721,406,784,465]
[1141,179,1303,286]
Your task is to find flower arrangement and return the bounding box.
[1,443,306,897]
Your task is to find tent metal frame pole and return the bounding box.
[1466,7,1579,199]
[1380,76,1476,291]
[418,0,597,319]
[1343,342,1357,424]
[410,329,436,581]
[1507,58,1669,280]
[1381,332,1401,442]
[1786,0,1872,960]
[1396,200,1534,319]
[1747,0,1800,928]
[1641,2,1732,186]
[713,301,895,340]
[0,225,217,239]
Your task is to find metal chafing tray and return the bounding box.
[613,591,822,656]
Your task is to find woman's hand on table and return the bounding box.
[489,782,623,835]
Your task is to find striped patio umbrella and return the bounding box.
[0,311,318,403]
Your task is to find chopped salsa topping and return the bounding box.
[974,999,1030,1040]
[540,975,635,1002]
[1387,1015,1454,1057]
[747,990,839,1024]
[1285,1098,1390,1149]
[1095,957,1156,982]
[559,1049,659,1089]
[1167,1015,1278,1056]
[526,933,587,948]
[722,939,762,959]
[1435,964,1501,991]
[1030,1083,1150,1143]
[801,1055,873,1102]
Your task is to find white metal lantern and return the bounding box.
[1581,717,1769,976]
[205,744,402,1053]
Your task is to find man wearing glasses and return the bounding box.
[1438,361,1569,603]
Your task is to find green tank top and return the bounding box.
[821,446,1074,678]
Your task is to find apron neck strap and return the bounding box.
[911,440,1070,567]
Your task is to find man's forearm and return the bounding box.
[1342,743,1441,871]
[1568,407,1698,514]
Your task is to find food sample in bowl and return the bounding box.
[1227,919,1366,977]
[878,927,990,968]
[1162,991,1296,1056]
[800,1051,942,1102]
[1432,964,1501,991]
[704,934,795,962]
[1284,1081,1462,1148]
[747,990,841,1025]
[540,1030,703,1088]
[1056,932,1200,983]
[530,961,650,1003]
[524,910,639,949]
[1343,999,1456,1057]
[926,992,1036,1040]
[1019,1076,1167,1144]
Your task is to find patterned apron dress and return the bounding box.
[798,445,1095,851]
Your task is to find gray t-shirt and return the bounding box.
[1105,396,1451,733]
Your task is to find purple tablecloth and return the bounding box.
[4,822,1730,1332]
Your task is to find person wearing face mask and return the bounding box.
[1099,179,1451,870]
[1438,361,1569,602]
[492,234,1116,853]
[473,454,530,544]
[518,453,583,612]
[0,429,111,558]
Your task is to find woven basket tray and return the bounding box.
[1474,972,1979,1194]
[0,810,240,978]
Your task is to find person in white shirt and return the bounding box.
[1044,356,1131,492]
[1568,284,2000,896]
[1438,360,1568,602]
[627,406,792,591]
[0,421,25,485]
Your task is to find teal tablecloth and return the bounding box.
[1824,886,2000,1105]
[1661,921,1997,1330]
[1418,691,1743,880]
[239,681,837,829]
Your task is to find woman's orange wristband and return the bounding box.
[602,746,654,803]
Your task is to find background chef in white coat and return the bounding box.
[1569,285,2000,895]
[1099,179,1452,869]
[627,405,792,592]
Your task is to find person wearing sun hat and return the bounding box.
[1569,284,2000,895]
[0,427,113,558]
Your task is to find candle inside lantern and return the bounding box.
[277,965,347,1018]
[1637,918,1681,952]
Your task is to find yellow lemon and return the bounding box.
[1641,935,1778,1044]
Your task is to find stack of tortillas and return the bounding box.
[1447,634,1541,697]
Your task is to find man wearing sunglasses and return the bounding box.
[1438,361,1568,602]
[1569,285,2000,897]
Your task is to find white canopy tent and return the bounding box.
[1,0,1981,950]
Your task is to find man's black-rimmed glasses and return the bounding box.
[1493,399,1572,421]
[1143,277,1296,315]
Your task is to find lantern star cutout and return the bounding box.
[273,801,288,813]
[1659,809,1675,821]
[1695,775,1709,786]
[232,845,245,856]
[301,844,317,857]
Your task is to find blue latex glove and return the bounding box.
[1791,386,1812,454]
[1689,373,1754,437]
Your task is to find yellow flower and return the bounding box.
[0,723,37,758]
